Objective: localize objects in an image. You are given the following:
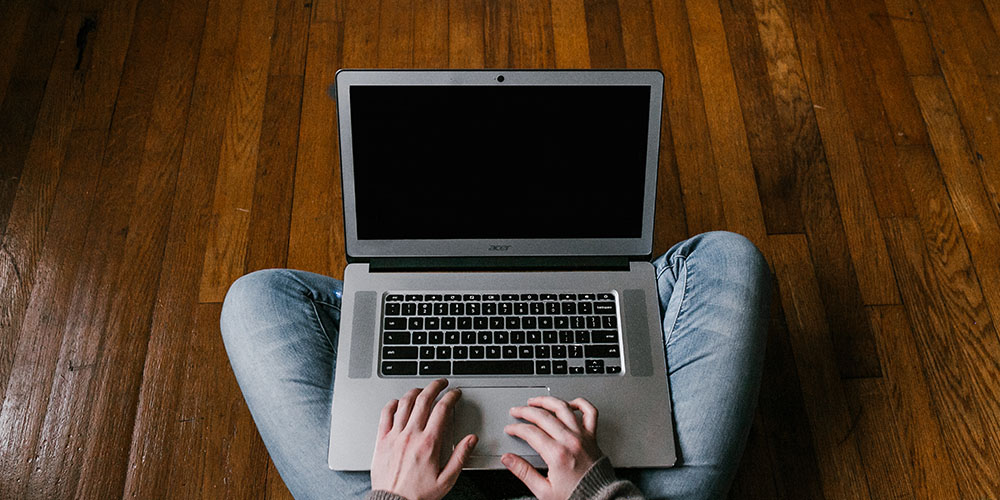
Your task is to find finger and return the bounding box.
[504,422,560,465]
[393,388,422,430]
[501,453,549,498]
[438,434,478,490]
[510,405,576,444]
[406,378,449,430]
[527,396,581,433]
[425,387,462,434]
[569,398,599,435]
[378,399,398,438]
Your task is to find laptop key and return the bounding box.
[585,345,620,358]
[606,366,622,374]
[383,346,418,359]
[586,359,605,374]
[420,361,451,375]
[384,318,406,330]
[382,361,417,376]
[592,331,619,343]
[384,332,410,344]
[470,346,485,359]
[453,360,533,375]
[553,360,568,374]
[594,302,616,314]
[502,346,518,359]
[536,360,551,374]
[570,366,585,374]
[420,346,435,359]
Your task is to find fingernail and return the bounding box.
[500,454,511,466]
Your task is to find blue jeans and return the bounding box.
[221,232,770,500]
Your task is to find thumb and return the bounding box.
[501,453,548,497]
[438,434,477,488]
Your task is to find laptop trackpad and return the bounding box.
[453,387,550,457]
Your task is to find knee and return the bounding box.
[220,269,297,342]
[697,231,769,281]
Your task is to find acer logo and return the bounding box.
[488,245,512,251]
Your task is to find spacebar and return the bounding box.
[453,361,534,375]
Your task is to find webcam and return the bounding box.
[496,75,505,82]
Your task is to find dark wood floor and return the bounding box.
[1,0,999,498]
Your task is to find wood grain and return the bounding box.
[550,0,589,68]
[842,377,916,500]
[450,0,486,68]
[583,0,623,69]
[769,233,872,500]
[377,0,414,68]
[883,0,940,77]
[198,0,277,302]
[512,0,556,68]
[882,217,1000,498]
[866,304,961,499]
[650,0,725,235]
[484,1,513,68]
[414,0,449,68]
[287,21,345,278]
[750,0,883,378]
[686,0,769,259]
[911,76,1000,346]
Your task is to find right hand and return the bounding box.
[501,396,603,500]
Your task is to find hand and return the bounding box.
[371,379,478,500]
[502,396,603,500]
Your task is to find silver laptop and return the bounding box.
[328,70,676,471]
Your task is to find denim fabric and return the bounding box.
[221,232,770,500]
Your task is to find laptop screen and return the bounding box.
[349,85,651,241]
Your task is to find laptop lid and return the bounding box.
[335,70,663,262]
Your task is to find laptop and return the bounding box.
[328,69,676,471]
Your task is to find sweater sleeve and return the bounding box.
[568,456,646,500]
[364,490,409,500]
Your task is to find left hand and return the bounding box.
[371,379,478,500]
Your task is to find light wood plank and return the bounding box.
[199,0,278,302]
[686,0,769,260]
[450,0,485,67]
[414,0,449,68]
[288,21,345,278]
[484,0,513,68]
[376,0,413,68]
[512,0,556,68]
[551,0,589,68]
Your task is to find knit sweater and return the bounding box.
[364,457,645,500]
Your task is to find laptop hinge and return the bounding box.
[366,256,632,272]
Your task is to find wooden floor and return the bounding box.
[1,0,999,498]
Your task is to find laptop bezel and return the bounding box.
[335,69,663,261]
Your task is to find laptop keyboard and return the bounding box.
[380,292,623,377]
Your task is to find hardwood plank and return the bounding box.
[749,0,883,378]
[753,277,827,500]
[882,218,1000,498]
[119,0,241,496]
[512,0,556,68]
[917,0,1000,227]
[718,0,803,235]
[769,233,872,500]
[550,0,589,68]
[269,0,311,76]
[911,76,1000,342]
[583,0,624,68]
[312,0,343,22]
[450,0,485,67]
[190,303,269,499]
[0,129,104,497]
[866,304,961,499]
[199,0,278,302]
[288,21,345,278]
[842,377,915,500]
[833,0,930,147]
[649,0,725,235]
[0,1,32,107]
[72,0,140,131]
[413,0,449,68]
[686,0,769,259]
[0,11,90,408]
[616,2,687,251]
[484,0,513,68]
[784,0,900,305]
[69,0,209,494]
[376,0,414,68]
[882,0,940,77]
[342,0,378,67]
[245,75,302,273]
[825,0,921,214]
[946,0,1000,79]
[12,0,177,493]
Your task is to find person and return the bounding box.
[221,232,771,500]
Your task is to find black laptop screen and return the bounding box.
[349,85,651,240]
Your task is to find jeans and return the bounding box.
[221,232,770,500]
